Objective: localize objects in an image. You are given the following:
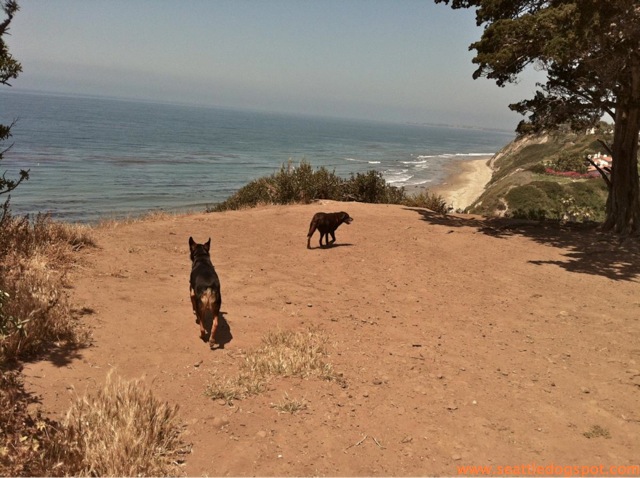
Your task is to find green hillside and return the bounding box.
[468,131,614,222]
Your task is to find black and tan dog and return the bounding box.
[307,211,353,249]
[189,237,222,348]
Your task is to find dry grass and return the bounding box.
[204,371,268,404]
[1,212,190,476]
[95,210,186,230]
[206,328,341,404]
[0,213,97,476]
[0,217,92,360]
[270,393,309,414]
[51,372,188,476]
[583,425,611,439]
[0,369,61,477]
[0,213,93,363]
[245,328,339,380]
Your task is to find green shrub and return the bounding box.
[403,191,449,214]
[505,179,606,222]
[211,160,408,211]
[307,165,343,200]
[506,185,554,220]
[528,162,547,174]
[549,151,588,173]
[342,170,405,204]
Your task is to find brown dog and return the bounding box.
[189,237,222,348]
[307,211,353,249]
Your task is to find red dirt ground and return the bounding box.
[22,200,640,476]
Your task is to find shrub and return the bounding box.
[0,370,63,477]
[403,190,449,214]
[341,170,406,204]
[50,373,186,477]
[309,165,343,200]
[210,178,274,211]
[0,213,93,364]
[505,180,606,222]
[506,184,554,220]
[528,162,547,174]
[550,151,588,174]
[211,160,408,211]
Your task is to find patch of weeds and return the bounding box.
[205,372,267,405]
[583,425,611,439]
[245,328,339,380]
[205,328,342,405]
[270,393,308,414]
[57,372,188,476]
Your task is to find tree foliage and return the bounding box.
[1,0,27,222]
[435,0,640,233]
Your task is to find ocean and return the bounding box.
[0,90,514,223]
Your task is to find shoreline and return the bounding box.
[414,156,493,211]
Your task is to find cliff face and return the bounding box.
[489,134,550,169]
[468,132,609,221]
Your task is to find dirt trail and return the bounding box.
[23,201,640,476]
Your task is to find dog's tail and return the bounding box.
[306,218,318,249]
[199,288,219,314]
[307,218,317,238]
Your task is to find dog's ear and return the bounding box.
[204,238,211,252]
[189,236,196,252]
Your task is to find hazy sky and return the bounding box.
[6,0,544,130]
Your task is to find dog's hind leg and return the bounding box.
[329,231,336,245]
[209,292,222,349]
[198,305,211,343]
[210,313,219,349]
[190,287,199,324]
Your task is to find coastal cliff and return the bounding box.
[468,132,609,221]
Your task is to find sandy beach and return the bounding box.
[429,156,493,211]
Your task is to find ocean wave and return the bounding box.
[408,179,433,185]
[344,157,381,164]
[384,169,412,184]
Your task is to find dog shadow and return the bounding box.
[212,312,233,350]
[312,242,354,250]
[199,311,233,350]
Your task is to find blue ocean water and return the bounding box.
[1,90,514,223]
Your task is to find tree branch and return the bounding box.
[597,139,613,156]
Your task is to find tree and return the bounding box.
[435,0,640,234]
[1,0,27,222]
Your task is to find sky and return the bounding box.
[5,0,545,130]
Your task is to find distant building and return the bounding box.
[587,152,612,172]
